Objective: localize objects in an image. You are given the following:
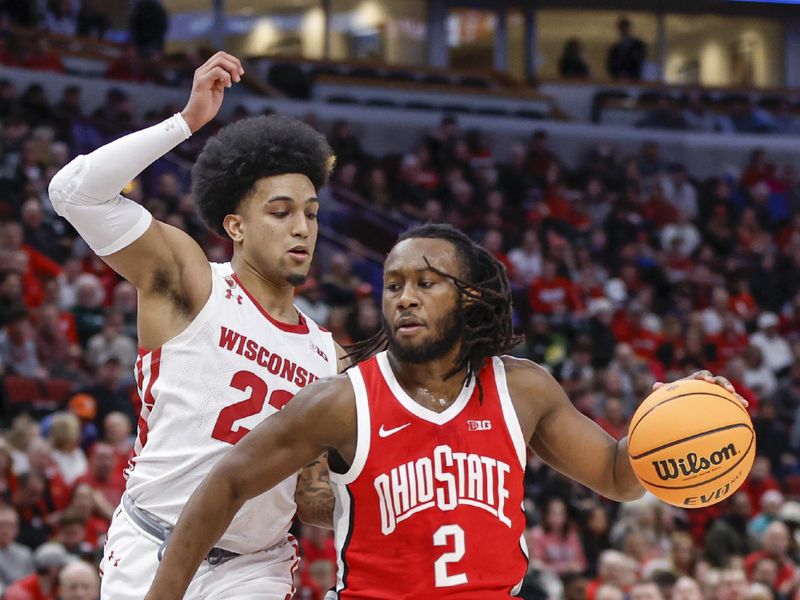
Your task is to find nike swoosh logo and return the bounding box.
[378,423,411,438]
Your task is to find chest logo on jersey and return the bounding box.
[374,444,513,535]
[467,420,492,431]
[218,326,321,388]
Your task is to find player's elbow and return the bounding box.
[48,156,84,216]
[607,483,646,503]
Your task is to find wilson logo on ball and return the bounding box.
[652,443,738,481]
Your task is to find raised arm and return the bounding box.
[47,53,243,344]
[504,356,644,502]
[144,375,356,600]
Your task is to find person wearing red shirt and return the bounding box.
[1,223,63,309]
[745,521,797,593]
[711,314,749,371]
[740,456,781,515]
[3,542,71,600]
[612,304,662,361]
[594,397,628,440]
[529,258,584,315]
[26,439,71,513]
[74,443,124,508]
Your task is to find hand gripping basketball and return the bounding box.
[628,374,755,508]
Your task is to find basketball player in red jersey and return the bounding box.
[48,52,345,599]
[145,224,745,599]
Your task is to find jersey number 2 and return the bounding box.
[211,371,294,445]
[433,524,468,587]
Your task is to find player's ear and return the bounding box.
[223,213,244,243]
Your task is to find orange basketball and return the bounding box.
[627,379,756,508]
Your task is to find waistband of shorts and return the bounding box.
[122,493,241,566]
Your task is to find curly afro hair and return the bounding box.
[191,115,334,237]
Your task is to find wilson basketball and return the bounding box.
[627,379,756,508]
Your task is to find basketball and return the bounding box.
[627,379,756,508]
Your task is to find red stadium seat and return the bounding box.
[4,375,44,406]
[44,378,76,404]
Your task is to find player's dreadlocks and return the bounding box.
[345,223,522,400]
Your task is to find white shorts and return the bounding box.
[100,505,300,600]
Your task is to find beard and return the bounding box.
[286,273,308,286]
[387,309,463,364]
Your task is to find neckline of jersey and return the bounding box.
[376,351,475,425]
[231,273,310,335]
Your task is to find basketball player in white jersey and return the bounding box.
[48,52,344,599]
[144,224,747,600]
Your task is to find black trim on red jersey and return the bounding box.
[340,486,356,594]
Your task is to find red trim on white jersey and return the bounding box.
[128,348,162,477]
[231,274,310,334]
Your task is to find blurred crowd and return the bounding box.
[1,65,800,600]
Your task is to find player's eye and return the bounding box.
[419,280,434,288]
[306,212,318,220]
[271,211,289,218]
[386,283,401,292]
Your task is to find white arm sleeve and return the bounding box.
[48,113,192,256]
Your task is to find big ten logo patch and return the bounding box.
[467,420,492,432]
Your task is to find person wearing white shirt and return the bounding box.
[508,228,543,287]
[660,210,701,258]
[750,312,793,375]
[661,164,698,220]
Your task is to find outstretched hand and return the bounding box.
[181,51,244,134]
[653,369,749,408]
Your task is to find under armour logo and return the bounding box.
[225,289,243,304]
[310,343,328,362]
[108,550,121,567]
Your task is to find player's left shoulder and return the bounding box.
[499,355,554,391]
[497,355,561,430]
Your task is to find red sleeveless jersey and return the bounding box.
[329,351,529,599]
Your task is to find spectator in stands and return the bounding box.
[705,493,753,567]
[530,497,588,576]
[751,312,793,377]
[76,0,110,38]
[48,413,86,486]
[58,560,100,600]
[750,490,785,541]
[0,307,45,378]
[661,164,698,220]
[101,412,133,474]
[745,522,796,594]
[607,17,647,81]
[78,357,134,428]
[580,504,611,578]
[85,311,136,374]
[3,542,71,600]
[129,0,169,58]
[559,38,590,79]
[20,198,64,262]
[329,120,363,166]
[0,505,34,588]
[294,278,330,326]
[19,39,64,74]
[70,274,104,347]
[105,44,153,84]
[43,0,78,36]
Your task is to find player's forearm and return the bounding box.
[611,437,645,502]
[50,115,191,206]
[295,454,335,530]
[145,475,245,600]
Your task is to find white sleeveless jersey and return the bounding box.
[125,262,337,554]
